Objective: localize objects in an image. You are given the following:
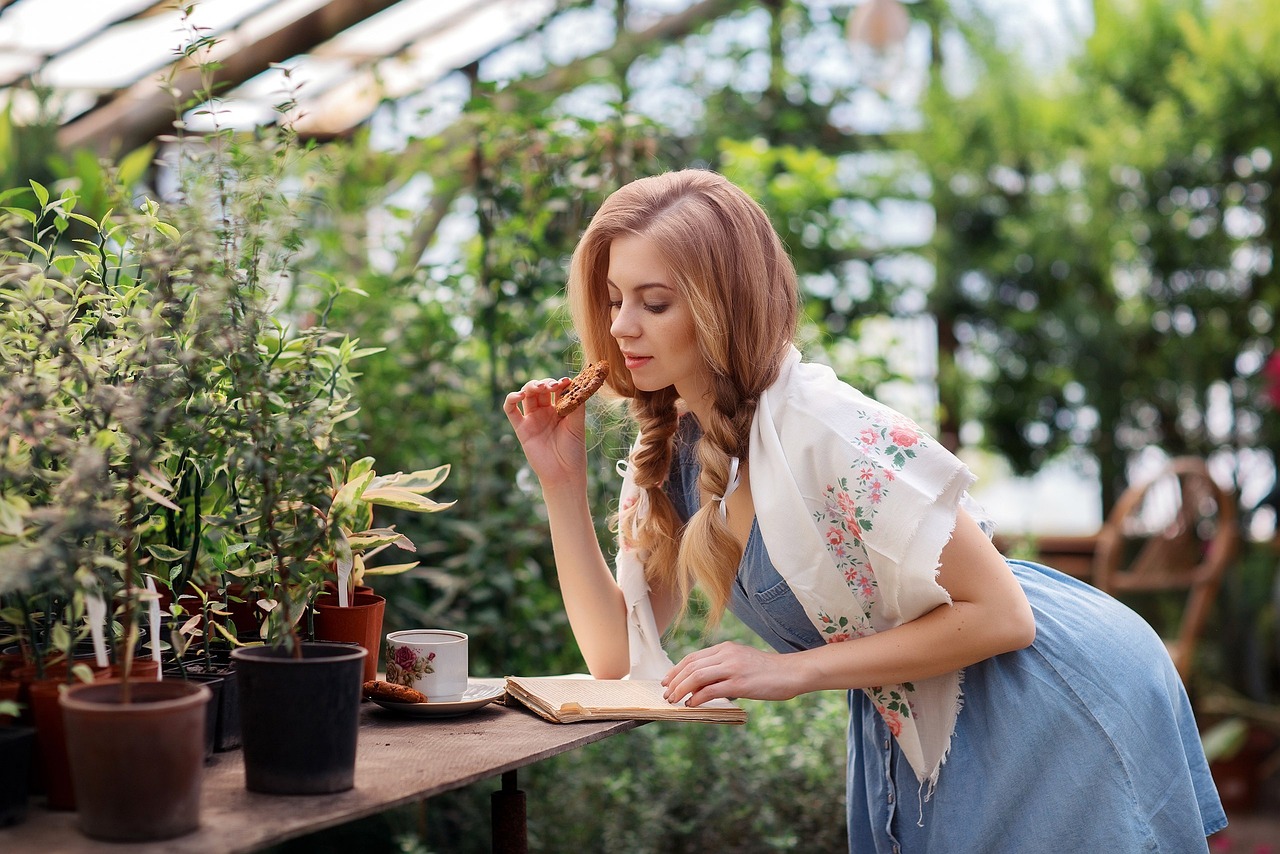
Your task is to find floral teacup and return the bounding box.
[384,629,468,702]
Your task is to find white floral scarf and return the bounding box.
[615,346,992,791]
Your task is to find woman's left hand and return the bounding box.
[662,641,806,707]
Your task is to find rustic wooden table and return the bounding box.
[1,679,641,853]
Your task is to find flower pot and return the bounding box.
[169,648,241,753]
[312,592,386,683]
[109,657,161,682]
[0,726,35,826]
[322,579,375,598]
[60,679,211,841]
[162,669,220,759]
[231,642,367,795]
[19,661,112,811]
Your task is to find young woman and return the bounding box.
[503,169,1225,852]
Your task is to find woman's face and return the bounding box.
[607,233,711,408]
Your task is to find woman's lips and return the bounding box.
[623,355,651,371]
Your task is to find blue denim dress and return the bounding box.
[667,419,1226,853]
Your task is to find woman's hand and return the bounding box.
[662,641,806,707]
[503,377,586,490]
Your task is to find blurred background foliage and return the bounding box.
[7,0,1280,847]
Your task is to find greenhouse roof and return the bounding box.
[0,0,728,157]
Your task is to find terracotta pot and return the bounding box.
[0,649,23,681]
[231,642,366,794]
[60,679,210,841]
[109,658,161,682]
[322,579,375,598]
[19,661,111,811]
[27,680,76,809]
[312,592,386,683]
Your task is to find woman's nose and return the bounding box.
[610,305,637,339]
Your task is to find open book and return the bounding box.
[504,676,746,725]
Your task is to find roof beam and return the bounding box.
[56,0,403,158]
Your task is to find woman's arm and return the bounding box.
[505,377,678,679]
[662,509,1036,705]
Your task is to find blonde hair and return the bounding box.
[567,169,799,623]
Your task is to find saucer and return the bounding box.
[369,678,505,718]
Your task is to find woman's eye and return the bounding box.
[607,300,622,309]
[644,303,668,314]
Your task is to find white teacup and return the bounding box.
[384,629,468,702]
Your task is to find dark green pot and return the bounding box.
[231,642,367,795]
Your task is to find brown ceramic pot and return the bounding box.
[60,678,210,841]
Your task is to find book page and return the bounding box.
[505,676,744,720]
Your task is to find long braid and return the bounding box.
[616,388,684,589]
[678,376,757,624]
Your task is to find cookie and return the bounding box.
[555,360,610,417]
[363,680,428,704]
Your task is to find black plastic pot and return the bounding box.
[165,658,241,754]
[231,642,367,795]
[0,726,35,826]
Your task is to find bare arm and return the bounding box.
[503,378,638,678]
[662,509,1036,705]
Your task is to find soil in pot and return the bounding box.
[231,642,367,795]
[312,591,386,683]
[60,678,211,842]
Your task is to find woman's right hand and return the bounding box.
[503,377,587,490]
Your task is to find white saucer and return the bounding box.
[369,678,505,718]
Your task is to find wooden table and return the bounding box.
[1,681,641,853]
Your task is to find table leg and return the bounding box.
[491,769,528,854]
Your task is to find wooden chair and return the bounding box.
[1092,457,1239,684]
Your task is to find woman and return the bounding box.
[503,169,1225,852]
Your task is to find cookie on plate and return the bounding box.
[364,680,428,704]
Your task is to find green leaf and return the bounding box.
[2,206,37,224]
[29,180,48,208]
[146,544,189,562]
[15,237,48,259]
[373,464,450,495]
[361,561,420,576]
[346,528,414,550]
[358,486,454,513]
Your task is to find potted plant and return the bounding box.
[223,309,373,793]
[312,457,453,682]
[0,177,215,838]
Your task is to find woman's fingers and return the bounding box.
[662,643,736,705]
[662,642,796,706]
[506,378,572,419]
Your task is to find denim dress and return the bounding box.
[666,419,1226,853]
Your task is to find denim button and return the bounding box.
[888,791,895,804]
[883,739,890,749]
